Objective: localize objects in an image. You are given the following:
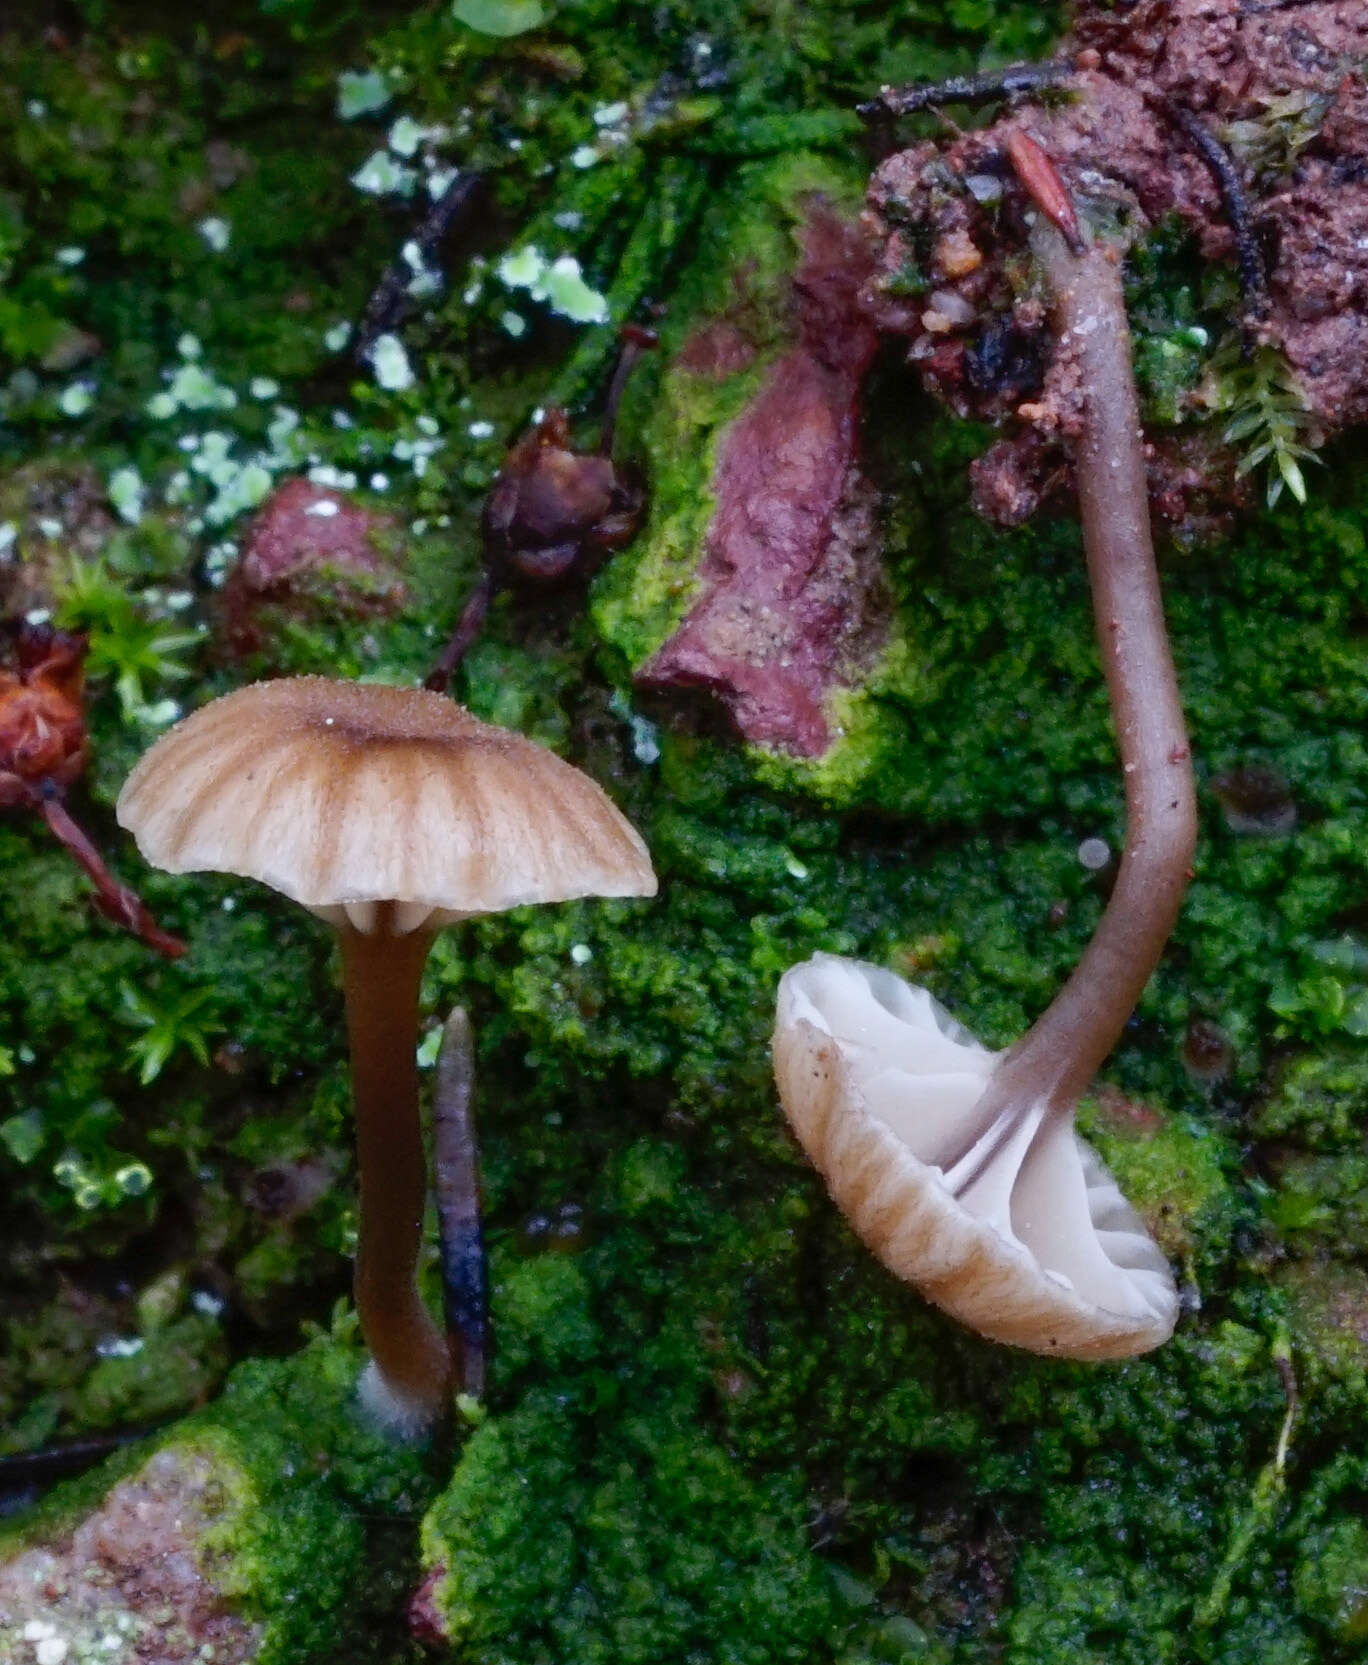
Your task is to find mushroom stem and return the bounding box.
[433,1006,487,1400]
[951,228,1197,1176]
[339,915,451,1426]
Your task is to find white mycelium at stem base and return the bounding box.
[773,955,1177,1360]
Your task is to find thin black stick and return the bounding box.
[353,171,483,362]
[432,1005,487,1401]
[857,60,1073,123]
[1150,98,1268,318]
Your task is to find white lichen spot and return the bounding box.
[58,381,94,417]
[498,245,545,288]
[351,150,417,196]
[337,68,394,120]
[367,333,416,391]
[95,1336,145,1359]
[402,240,443,299]
[108,466,145,525]
[497,245,609,324]
[537,256,609,323]
[167,362,237,412]
[388,115,443,156]
[196,216,231,252]
[629,714,660,765]
[267,407,300,451]
[1077,835,1111,871]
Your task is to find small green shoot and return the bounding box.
[55,558,202,723]
[1203,340,1320,510]
[120,980,221,1085]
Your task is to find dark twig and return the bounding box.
[432,1006,487,1401]
[1150,98,1268,319]
[857,60,1074,123]
[353,171,483,363]
[0,1432,146,1505]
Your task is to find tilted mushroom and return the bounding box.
[773,955,1176,1359]
[117,676,656,1431]
[772,161,1194,1360]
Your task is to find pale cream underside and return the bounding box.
[772,953,1177,1360]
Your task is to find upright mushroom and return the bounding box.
[773,152,1195,1359]
[117,676,655,1430]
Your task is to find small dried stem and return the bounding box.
[857,60,1073,122]
[432,1006,487,1401]
[40,793,186,959]
[424,569,494,694]
[353,172,483,362]
[597,324,658,459]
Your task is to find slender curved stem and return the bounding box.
[339,916,451,1421]
[968,228,1197,1139]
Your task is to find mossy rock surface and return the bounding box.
[2,1,1368,1662]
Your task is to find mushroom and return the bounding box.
[772,156,1194,1360]
[773,955,1176,1358]
[117,676,656,1430]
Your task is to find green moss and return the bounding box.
[5,0,1368,1659]
[1,1331,433,1664]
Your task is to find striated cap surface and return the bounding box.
[772,953,1178,1361]
[117,676,656,931]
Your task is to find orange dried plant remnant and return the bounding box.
[0,622,184,959]
[0,623,89,807]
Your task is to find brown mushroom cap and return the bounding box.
[116,676,656,929]
[773,954,1177,1361]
